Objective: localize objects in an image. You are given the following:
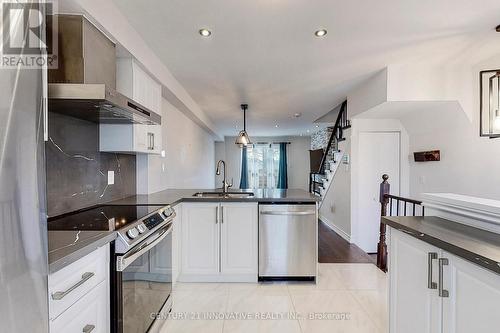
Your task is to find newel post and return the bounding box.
[377,174,390,272]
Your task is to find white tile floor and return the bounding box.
[160,263,388,333]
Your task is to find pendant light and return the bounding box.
[235,104,252,147]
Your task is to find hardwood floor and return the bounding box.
[318,220,375,264]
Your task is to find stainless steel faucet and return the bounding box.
[216,160,233,193]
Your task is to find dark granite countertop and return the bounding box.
[48,188,318,273]
[383,216,500,275]
[108,188,320,206]
[48,230,116,274]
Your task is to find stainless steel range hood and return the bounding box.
[47,15,161,125]
[48,84,161,124]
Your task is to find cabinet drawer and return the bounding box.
[48,244,109,320]
[50,281,109,333]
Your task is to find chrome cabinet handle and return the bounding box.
[82,324,95,333]
[51,272,95,300]
[427,252,438,289]
[438,258,449,297]
[147,132,154,150]
[221,206,224,224]
[216,206,219,224]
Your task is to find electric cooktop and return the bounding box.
[48,205,165,231]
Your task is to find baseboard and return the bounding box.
[178,273,258,283]
[319,215,351,243]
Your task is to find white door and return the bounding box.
[357,131,400,253]
[389,229,442,333]
[181,203,219,275]
[220,203,258,277]
[442,252,500,333]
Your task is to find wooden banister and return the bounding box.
[376,174,424,272]
[377,174,390,272]
[318,101,348,174]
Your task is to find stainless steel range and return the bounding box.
[112,205,175,333]
[48,204,175,333]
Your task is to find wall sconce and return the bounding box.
[480,69,500,138]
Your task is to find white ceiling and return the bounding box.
[112,0,500,136]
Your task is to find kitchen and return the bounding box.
[2,1,500,333]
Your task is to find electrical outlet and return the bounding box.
[108,171,114,185]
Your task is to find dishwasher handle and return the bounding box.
[260,211,315,216]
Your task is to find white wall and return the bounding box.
[139,98,215,193]
[216,136,311,191]
[401,103,500,200]
[319,138,352,241]
[395,55,500,200]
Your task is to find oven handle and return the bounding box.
[116,223,172,271]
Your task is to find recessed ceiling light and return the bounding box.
[294,113,302,118]
[315,125,319,128]
[275,124,279,128]
[199,28,212,37]
[314,29,327,37]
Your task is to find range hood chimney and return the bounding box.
[47,15,161,125]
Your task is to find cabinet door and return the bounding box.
[220,203,258,277]
[50,281,109,333]
[442,252,500,333]
[146,125,162,154]
[181,203,220,275]
[149,235,172,276]
[132,124,148,153]
[389,229,442,333]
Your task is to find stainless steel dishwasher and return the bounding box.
[259,204,317,280]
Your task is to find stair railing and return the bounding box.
[377,174,424,272]
[309,100,349,194]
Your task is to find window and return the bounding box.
[246,144,280,189]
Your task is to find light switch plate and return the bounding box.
[108,171,115,185]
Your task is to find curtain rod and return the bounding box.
[253,141,291,145]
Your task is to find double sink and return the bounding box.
[193,191,254,199]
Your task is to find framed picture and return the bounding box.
[480,69,500,138]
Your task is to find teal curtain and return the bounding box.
[277,143,288,189]
[239,146,249,189]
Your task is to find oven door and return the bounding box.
[115,223,172,333]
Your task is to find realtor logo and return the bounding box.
[1,0,57,68]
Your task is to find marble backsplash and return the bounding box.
[46,112,136,217]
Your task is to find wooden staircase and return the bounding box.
[309,101,350,201]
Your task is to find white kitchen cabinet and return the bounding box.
[149,229,173,276]
[220,203,258,277]
[180,202,258,282]
[181,203,220,276]
[50,281,108,333]
[100,58,162,154]
[442,252,500,333]
[389,229,442,333]
[49,244,110,333]
[389,227,500,333]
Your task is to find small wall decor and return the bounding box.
[480,69,500,138]
[413,150,440,162]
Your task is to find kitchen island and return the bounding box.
[384,216,500,333]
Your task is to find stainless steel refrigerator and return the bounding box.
[0,2,49,332]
